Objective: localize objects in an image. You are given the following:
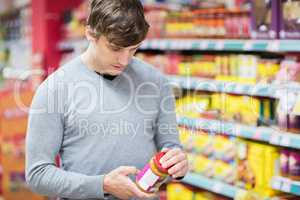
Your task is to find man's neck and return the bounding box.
[80,49,106,74]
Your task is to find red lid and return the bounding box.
[153,152,169,174]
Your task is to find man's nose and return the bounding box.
[117,50,131,66]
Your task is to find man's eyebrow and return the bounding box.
[108,42,141,50]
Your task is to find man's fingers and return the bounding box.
[127,179,159,199]
[168,160,189,177]
[160,148,181,163]
[117,166,139,176]
[172,166,189,179]
[161,152,186,169]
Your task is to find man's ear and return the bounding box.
[85,26,98,42]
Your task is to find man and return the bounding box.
[25,0,188,199]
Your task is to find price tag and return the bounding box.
[281,181,291,193]
[183,40,192,50]
[200,41,209,50]
[212,183,223,193]
[272,179,281,190]
[280,136,291,147]
[274,89,283,98]
[170,40,177,49]
[243,40,253,51]
[177,41,184,49]
[233,125,241,137]
[158,40,167,50]
[270,134,281,145]
[215,41,224,50]
[267,40,280,52]
[253,131,261,140]
[235,84,245,94]
[148,40,158,49]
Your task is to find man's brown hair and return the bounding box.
[87,0,149,47]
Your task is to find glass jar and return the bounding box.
[136,152,169,193]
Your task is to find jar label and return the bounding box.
[136,164,160,191]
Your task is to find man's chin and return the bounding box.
[108,70,123,76]
[109,67,126,75]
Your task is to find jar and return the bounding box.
[136,152,169,193]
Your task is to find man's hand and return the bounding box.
[160,148,188,179]
[103,166,158,200]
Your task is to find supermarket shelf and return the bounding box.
[272,176,300,196]
[177,116,300,150]
[168,75,300,98]
[140,39,300,52]
[59,38,300,53]
[143,2,182,10]
[168,75,277,98]
[182,173,246,198]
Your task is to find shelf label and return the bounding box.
[243,41,253,51]
[281,181,291,193]
[212,182,223,193]
[270,134,281,145]
[280,136,291,147]
[200,41,209,50]
[158,40,167,50]
[234,84,244,94]
[267,40,280,52]
[215,41,224,50]
[253,131,261,140]
[272,179,281,190]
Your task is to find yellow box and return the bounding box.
[167,183,194,200]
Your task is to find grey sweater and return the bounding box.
[25,56,181,200]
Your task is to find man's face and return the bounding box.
[92,36,141,75]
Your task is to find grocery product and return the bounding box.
[176,93,210,118]
[136,53,282,84]
[288,151,300,181]
[280,149,290,177]
[250,0,280,39]
[236,139,280,198]
[136,152,170,193]
[167,183,232,200]
[167,183,194,200]
[279,0,300,39]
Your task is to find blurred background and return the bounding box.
[1,0,300,199]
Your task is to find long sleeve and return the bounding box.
[154,75,183,150]
[25,81,105,199]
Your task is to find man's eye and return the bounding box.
[111,47,121,51]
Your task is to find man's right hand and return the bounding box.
[103,166,158,200]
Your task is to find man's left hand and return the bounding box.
[159,148,189,179]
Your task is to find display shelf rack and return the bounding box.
[272,176,300,197]
[59,38,300,53]
[182,173,246,199]
[178,116,300,150]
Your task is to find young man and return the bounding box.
[25,0,188,199]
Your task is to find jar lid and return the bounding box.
[153,152,169,174]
